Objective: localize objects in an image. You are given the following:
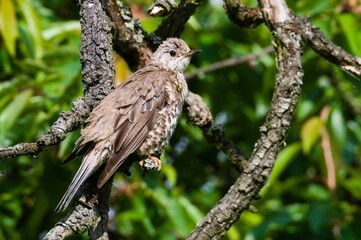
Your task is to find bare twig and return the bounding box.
[298,17,361,77]
[185,46,273,80]
[184,92,248,172]
[186,0,303,238]
[320,106,336,192]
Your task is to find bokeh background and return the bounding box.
[1,0,361,239]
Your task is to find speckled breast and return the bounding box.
[136,100,183,157]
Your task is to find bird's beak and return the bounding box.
[183,49,202,57]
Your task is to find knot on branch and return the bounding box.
[184,92,213,128]
[224,0,264,28]
[148,0,178,17]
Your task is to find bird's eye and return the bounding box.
[169,50,176,57]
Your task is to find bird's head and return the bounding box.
[150,38,201,72]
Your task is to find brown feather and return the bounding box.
[97,90,166,187]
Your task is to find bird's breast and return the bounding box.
[136,98,183,157]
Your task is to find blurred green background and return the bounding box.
[1,0,361,239]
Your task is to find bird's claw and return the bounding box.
[139,156,162,172]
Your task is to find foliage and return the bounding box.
[0,0,361,239]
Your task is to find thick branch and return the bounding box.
[44,171,113,240]
[44,0,115,238]
[186,0,303,238]
[154,0,202,39]
[105,0,154,70]
[148,0,178,17]
[224,0,264,28]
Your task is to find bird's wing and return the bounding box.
[62,66,168,165]
[56,67,170,211]
[96,69,169,187]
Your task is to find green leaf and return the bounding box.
[152,189,189,236]
[328,106,347,146]
[347,121,361,144]
[162,164,177,187]
[261,143,301,195]
[301,116,324,154]
[226,224,241,240]
[178,195,203,223]
[0,0,19,55]
[339,168,361,200]
[0,89,33,131]
[58,131,79,159]
[17,0,43,59]
[42,21,80,40]
[337,14,361,55]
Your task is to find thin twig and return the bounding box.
[320,106,336,192]
[184,92,248,172]
[185,46,273,80]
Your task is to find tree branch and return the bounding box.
[224,0,264,28]
[224,0,361,78]
[148,0,178,17]
[104,0,154,70]
[184,92,249,172]
[297,16,361,77]
[44,171,114,240]
[153,0,203,39]
[186,0,303,238]
[44,0,115,238]
[185,46,273,80]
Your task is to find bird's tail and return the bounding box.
[55,150,102,212]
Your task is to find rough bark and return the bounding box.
[148,0,178,17]
[44,0,115,238]
[104,0,153,70]
[186,0,304,238]
[154,0,203,39]
[224,0,264,28]
[44,170,113,240]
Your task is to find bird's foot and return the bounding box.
[139,156,162,172]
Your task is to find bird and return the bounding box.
[55,38,201,212]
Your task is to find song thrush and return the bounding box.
[56,38,201,212]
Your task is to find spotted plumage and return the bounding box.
[55,38,201,212]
